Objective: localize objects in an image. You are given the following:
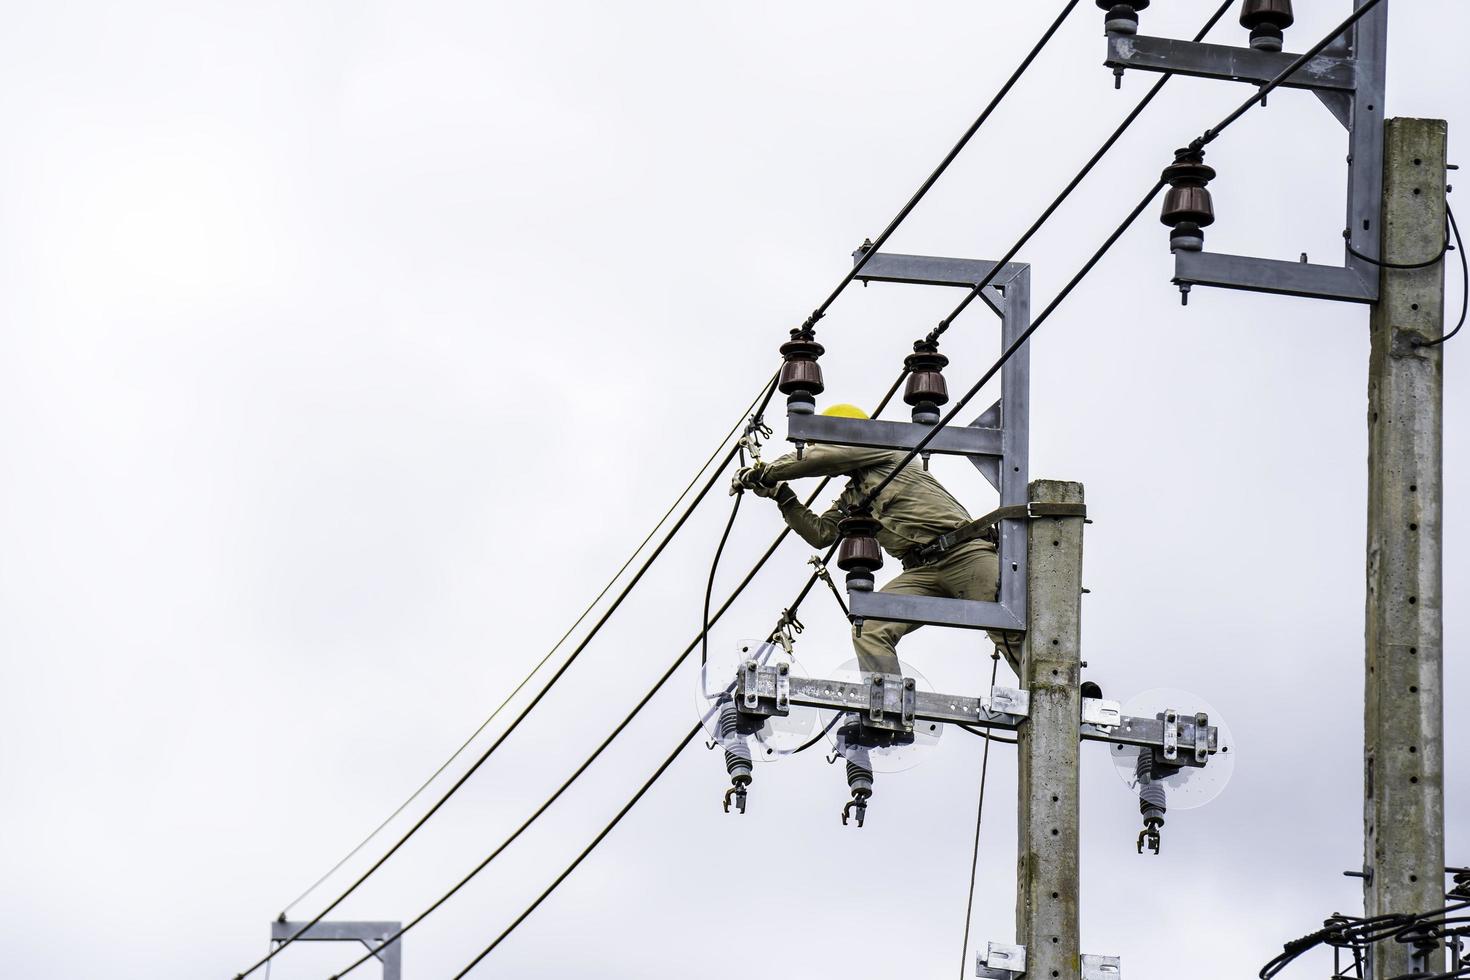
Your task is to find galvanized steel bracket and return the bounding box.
[788,250,1032,634]
[1104,1,1387,304]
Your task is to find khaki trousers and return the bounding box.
[851,541,1018,674]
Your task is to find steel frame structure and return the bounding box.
[1105,0,1387,303]
[786,248,1031,631]
[269,920,402,980]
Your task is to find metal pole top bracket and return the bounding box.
[1105,2,1387,304]
[976,941,1121,979]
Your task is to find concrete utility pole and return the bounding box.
[1364,117,1447,980]
[1016,479,1085,979]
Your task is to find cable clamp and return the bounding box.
[770,609,804,654]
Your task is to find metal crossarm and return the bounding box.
[732,666,1222,761]
[1104,0,1387,303]
[786,249,1030,632]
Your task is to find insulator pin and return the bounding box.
[836,512,883,593]
[1160,147,1217,253]
[1096,0,1149,35]
[1239,0,1294,52]
[778,327,825,416]
[903,340,949,425]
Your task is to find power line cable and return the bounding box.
[435,7,1398,975]
[702,470,746,668]
[1419,202,1467,347]
[327,381,915,977]
[921,0,1237,346]
[234,378,775,978]
[449,724,704,979]
[767,0,1237,619]
[801,0,1083,336]
[1191,0,1387,156]
[275,375,776,918]
[861,1,1388,509]
[958,646,1004,980]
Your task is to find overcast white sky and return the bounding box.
[1,2,1467,978]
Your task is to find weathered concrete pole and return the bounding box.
[1364,116,1447,980]
[1016,479,1085,979]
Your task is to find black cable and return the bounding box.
[863,4,1386,511]
[1347,228,1450,269]
[858,179,1167,511]
[792,712,844,755]
[275,374,776,919]
[801,0,1083,336]
[1192,0,1387,154]
[327,473,846,976]
[925,0,1236,345]
[1419,203,1467,347]
[956,725,1018,745]
[958,650,1003,979]
[449,724,703,978]
[702,473,746,668]
[233,380,776,979]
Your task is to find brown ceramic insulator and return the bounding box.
[836,514,884,573]
[903,342,950,410]
[777,328,826,397]
[1160,147,1217,229]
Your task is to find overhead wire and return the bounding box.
[768,0,1237,622]
[436,4,1401,974]
[235,377,776,978]
[274,374,776,919]
[244,6,1089,931]
[958,646,1004,980]
[1418,203,1466,347]
[800,0,1083,336]
[449,724,704,979]
[858,0,1390,510]
[328,376,919,977]
[249,2,1368,973]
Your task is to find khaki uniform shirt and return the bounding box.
[762,443,988,565]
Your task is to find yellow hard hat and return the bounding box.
[821,403,869,420]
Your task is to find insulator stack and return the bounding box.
[903,340,950,425]
[1239,0,1294,52]
[842,760,874,827]
[718,702,753,814]
[1160,146,1217,253]
[777,327,825,416]
[1134,749,1167,854]
[836,512,883,593]
[1096,0,1149,35]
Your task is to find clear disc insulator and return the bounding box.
[1109,687,1235,811]
[695,640,818,761]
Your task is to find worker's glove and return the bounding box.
[730,463,776,497]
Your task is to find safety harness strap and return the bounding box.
[910,500,1088,565]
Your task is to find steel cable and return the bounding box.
[800,0,1083,336]
[1418,203,1467,347]
[273,374,776,919]
[233,378,775,978]
[958,648,1004,980]
[326,373,921,977]
[449,724,703,979]
[860,2,1388,510]
[923,0,1236,345]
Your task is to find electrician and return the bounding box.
[733,403,1015,675]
